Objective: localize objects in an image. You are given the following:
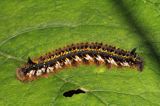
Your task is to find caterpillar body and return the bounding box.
[16,42,143,82]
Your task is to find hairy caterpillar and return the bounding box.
[16,42,143,82]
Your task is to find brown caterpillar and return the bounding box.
[16,42,143,82]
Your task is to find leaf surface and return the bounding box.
[0,0,160,106]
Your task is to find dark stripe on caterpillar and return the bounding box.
[16,42,143,82]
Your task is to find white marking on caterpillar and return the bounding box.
[96,55,105,63]
[36,70,42,76]
[47,67,54,73]
[74,55,82,62]
[85,54,94,61]
[30,70,35,75]
[64,58,72,65]
[55,61,62,69]
[108,58,118,66]
[121,62,130,67]
[41,68,45,73]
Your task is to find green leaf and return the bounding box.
[0,0,160,106]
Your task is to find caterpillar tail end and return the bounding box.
[16,68,27,82]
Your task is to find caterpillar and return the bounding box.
[16,42,143,82]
